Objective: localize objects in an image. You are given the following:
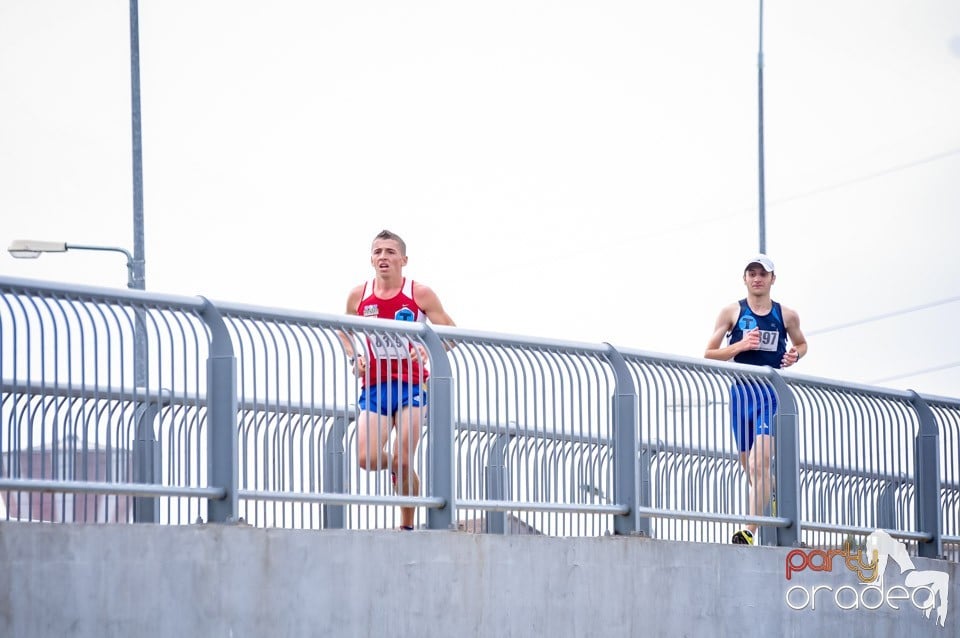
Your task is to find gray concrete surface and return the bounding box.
[0,522,955,637]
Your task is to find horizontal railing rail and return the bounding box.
[2,276,957,557]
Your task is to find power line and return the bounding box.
[807,296,960,336]
[770,147,960,207]
[870,361,960,384]
[473,146,960,280]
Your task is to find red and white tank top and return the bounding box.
[356,278,428,386]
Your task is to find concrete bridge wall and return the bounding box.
[0,523,955,637]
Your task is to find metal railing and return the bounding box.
[1,276,957,559]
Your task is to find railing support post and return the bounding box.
[605,346,641,536]
[769,372,800,547]
[132,397,160,522]
[484,432,512,534]
[322,415,347,529]
[424,327,455,530]
[200,299,238,523]
[910,391,942,559]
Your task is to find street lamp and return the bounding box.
[8,240,140,290]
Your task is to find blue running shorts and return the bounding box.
[358,380,426,416]
[729,381,778,452]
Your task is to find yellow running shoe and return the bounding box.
[732,529,754,545]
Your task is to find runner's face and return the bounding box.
[743,266,774,294]
[370,239,407,275]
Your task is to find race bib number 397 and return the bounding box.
[756,329,779,352]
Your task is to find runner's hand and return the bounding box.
[781,347,800,368]
[742,328,761,351]
[414,344,429,363]
[352,354,366,377]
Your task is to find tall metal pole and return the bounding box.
[130,0,145,295]
[757,0,767,254]
[129,0,157,523]
[129,0,147,387]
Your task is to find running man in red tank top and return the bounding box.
[340,230,455,530]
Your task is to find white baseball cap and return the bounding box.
[745,254,775,272]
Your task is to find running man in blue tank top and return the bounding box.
[704,255,808,545]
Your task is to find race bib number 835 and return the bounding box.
[370,333,411,359]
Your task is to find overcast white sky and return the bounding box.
[2,1,959,397]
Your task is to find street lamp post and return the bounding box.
[757,0,767,254]
[129,0,146,294]
[7,2,152,521]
